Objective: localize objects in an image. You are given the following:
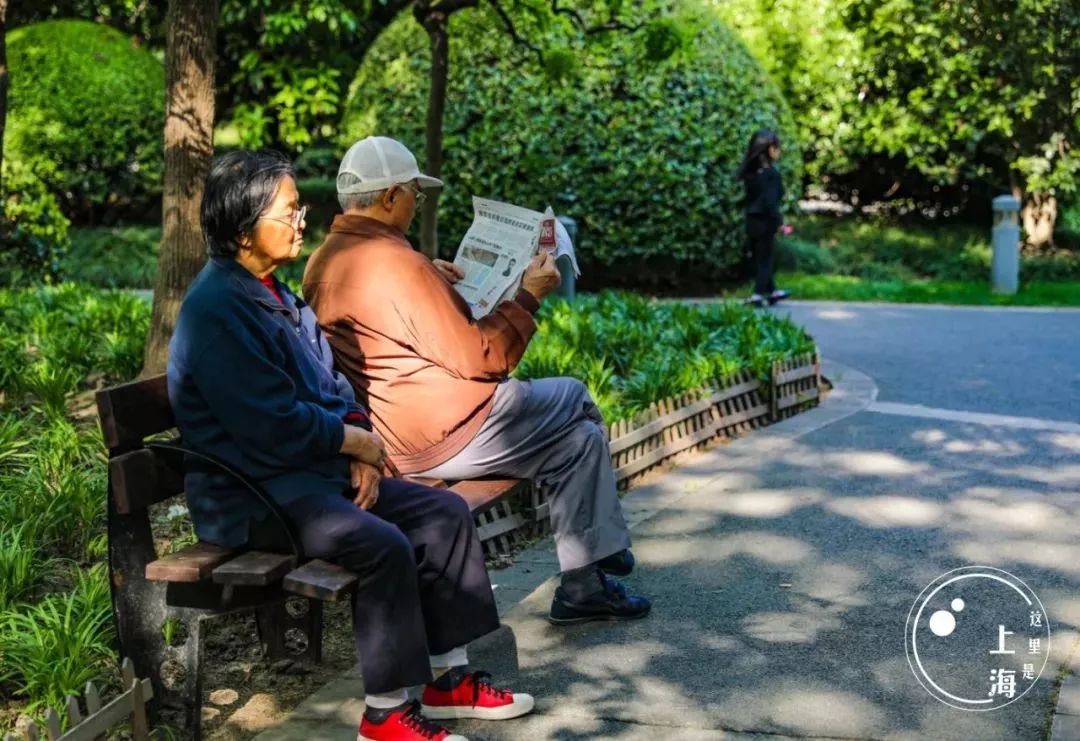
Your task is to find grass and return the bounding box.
[723,273,1080,307]
[756,214,1080,306]
[791,273,1080,306]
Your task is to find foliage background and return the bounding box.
[341,0,801,289]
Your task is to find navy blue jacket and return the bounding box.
[167,257,368,547]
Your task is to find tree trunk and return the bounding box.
[0,0,9,213]
[1021,192,1057,248]
[142,0,219,376]
[419,10,449,260]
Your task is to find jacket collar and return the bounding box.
[329,214,411,246]
[208,257,301,323]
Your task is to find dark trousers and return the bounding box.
[749,229,776,296]
[250,478,500,693]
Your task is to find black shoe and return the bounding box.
[767,289,791,306]
[548,573,651,625]
[596,549,635,577]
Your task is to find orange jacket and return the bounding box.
[302,214,539,473]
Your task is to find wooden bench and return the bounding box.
[96,375,533,738]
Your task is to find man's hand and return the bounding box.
[432,259,465,284]
[350,460,381,510]
[521,252,561,301]
[341,425,387,467]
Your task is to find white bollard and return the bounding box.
[991,194,1020,295]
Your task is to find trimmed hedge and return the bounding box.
[6,20,165,222]
[341,1,799,290]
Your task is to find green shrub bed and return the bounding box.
[0,286,149,724]
[519,293,816,422]
[0,285,812,726]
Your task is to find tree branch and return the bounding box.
[550,1,644,35]
[487,0,544,66]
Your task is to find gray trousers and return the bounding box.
[418,377,631,572]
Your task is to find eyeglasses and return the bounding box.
[259,205,307,231]
[400,183,427,207]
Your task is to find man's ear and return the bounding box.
[385,188,397,207]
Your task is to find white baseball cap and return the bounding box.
[337,136,444,195]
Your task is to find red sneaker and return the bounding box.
[421,669,535,721]
[358,700,467,741]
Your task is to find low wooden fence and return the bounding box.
[4,659,153,741]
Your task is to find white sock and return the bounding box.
[429,645,468,673]
[365,688,409,710]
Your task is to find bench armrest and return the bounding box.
[146,441,305,565]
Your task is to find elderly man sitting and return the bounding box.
[303,137,650,625]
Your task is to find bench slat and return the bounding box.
[96,375,173,452]
[283,559,357,601]
[110,448,185,514]
[212,551,294,586]
[146,543,234,583]
[450,479,525,516]
[408,476,448,489]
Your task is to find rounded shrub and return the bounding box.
[340,1,799,290]
[6,20,165,222]
[1,162,70,285]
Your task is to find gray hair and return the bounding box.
[337,172,387,211]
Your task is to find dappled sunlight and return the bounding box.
[709,680,889,737]
[813,308,858,321]
[825,495,945,528]
[471,407,1077,740]
[943,438,1027,454]
[951,497,1075,536]
[828,451,930,476]
[792,561,870,607]
[706,488,826,518]
[913,429,948,444]
[1000,464,1080,486]
[635,531,816,567]
[953,538,1080,577]
[1046,433,1080,453]
[741,606,845,644]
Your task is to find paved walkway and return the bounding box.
[255,301,1079,741]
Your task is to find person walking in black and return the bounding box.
[738,129,790,307]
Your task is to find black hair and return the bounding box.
[201,150,295,258]
[736,129,781,180]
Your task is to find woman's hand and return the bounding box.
[350,460,381,510]
[432,259,465,284]
[341,425,387,466]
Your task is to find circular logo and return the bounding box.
[905,566,1050,711]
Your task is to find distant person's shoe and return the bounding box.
[768,290,791,305]
[548,570,651,625]
[596,548,635,577]
[744,294,765,307]
[358,700,466,741]
[422,667,534,721]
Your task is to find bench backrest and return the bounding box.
[96,375,184,515]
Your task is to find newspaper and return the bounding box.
[451,197,580,317]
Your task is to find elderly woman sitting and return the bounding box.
[166,150,533,741]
